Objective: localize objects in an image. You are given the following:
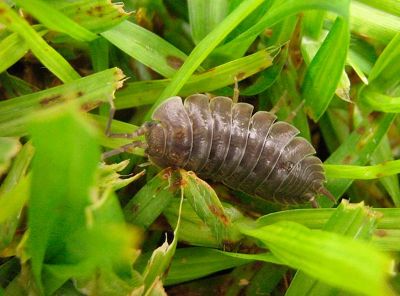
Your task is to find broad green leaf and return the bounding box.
[302,15,350,121]
[240,221,394,296]
[0,3,80,82]
[102,21,188,78]
[43,188,141,294]
[286,201,384,295]
[181,171,241,245]
[27,105,100,291]
[0,68,125,136]
[164,198,244,247]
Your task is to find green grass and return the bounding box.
[0,0,399,295]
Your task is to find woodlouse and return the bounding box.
[106,94,335,206]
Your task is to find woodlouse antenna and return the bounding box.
[102,141,147,160]
[103,97,151,160]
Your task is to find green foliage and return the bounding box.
[0,0,399,295]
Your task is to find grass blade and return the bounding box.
[147,0,265,118]
[102,21,188,78]
[188,0,229,44]
[115,48,273,109]
[27,105,100,292]
[324,160,400,179]
[0,3,80,82]
[286,201,384,295]
[0,68,124,136]
[14,0,98,41]
[123,169,178,228]
[302,15,350,120]
[239,220,394,296]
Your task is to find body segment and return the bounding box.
[145,95,331,205]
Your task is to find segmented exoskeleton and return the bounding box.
[105,94,334,206]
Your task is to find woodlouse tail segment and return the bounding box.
[319,186,337,204]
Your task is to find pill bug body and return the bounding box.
[145,94,332,205]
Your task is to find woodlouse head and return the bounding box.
[143,121,165,158]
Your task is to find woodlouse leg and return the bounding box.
[233,76,239,103]
[105,96,147,139]
[102,141,147,160]
[285,100,305,123]
[269,90,287,114]
[310,197,319,208]
[319,186,337,204]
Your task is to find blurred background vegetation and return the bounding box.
[0,0,399,295]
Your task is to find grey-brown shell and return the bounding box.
[145,95,328,205]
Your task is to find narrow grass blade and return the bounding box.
[254,207,400,251]
[27,105,100,292]
[102,21,188,78]
[324,160,400,179]
[302,15,350,121]
[188,0,229,44]
[368,32,400,89]
[361,90,400,112]
[58,0,129,33]
[142,189,184,294]
[148,0,265,118]
[216,0,350,55]
[0,137,21,177]
[0,3,80,82]
[0,68,125,136]
[323,31,400,205]
[164,247,249,286]
[0,72,38,98]
[0,175,29,252]
[350,1,400,44]
[286,201,384,295]
[0,29,42,73]
[0,141,33,252]
[322,113,396,206]
[115,48,273,109]
[123,168,179,228]
[14,0,98,41]
[239,220,394,296]
[371,138,400,207]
